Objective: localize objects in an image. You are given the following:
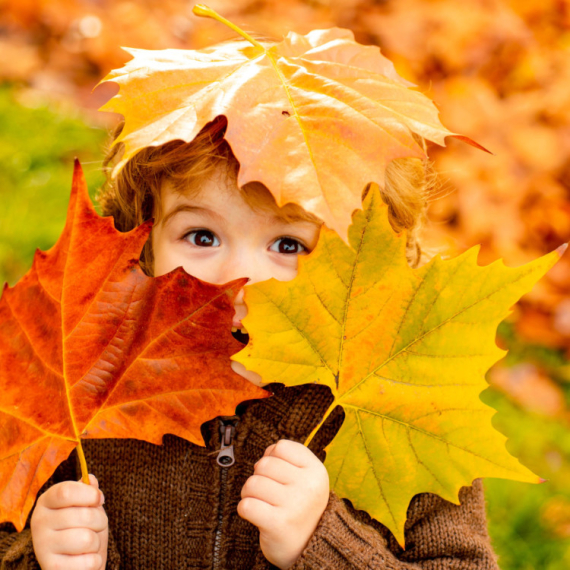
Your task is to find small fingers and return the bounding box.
[237,496,276,529]
[264,439,315,468]
[51,528,101,555]
[87,475,105,506]
[50,506,108,532]
[241,475,284,506]
[44,553,103,570]
[42,479,103,510]
[253,455,297,484]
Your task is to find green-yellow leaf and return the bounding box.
[233,184,565,545]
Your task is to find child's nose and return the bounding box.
[216,252,272,286]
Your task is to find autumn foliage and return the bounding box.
[1,0,569,551]
[1,0,568,360]
[98,8,484,241]
[0,161,267,531]
[234,184,563,543]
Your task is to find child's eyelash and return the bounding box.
[270,236,310,254]
[179,231,309,254]
[182,229,220,247]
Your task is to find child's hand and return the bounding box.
[31,474,108,570]
[238,440,329,569]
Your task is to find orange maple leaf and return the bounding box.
[98,4,486,242]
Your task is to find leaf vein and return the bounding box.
[355,409,397,527]
[2,294,64,383]
[94,288,238,414]
[344,405,516,472]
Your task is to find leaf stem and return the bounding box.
[192,5,265,49]
[304,401,336,447]
[76,441,90,484]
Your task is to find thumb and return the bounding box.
[84,474,105,506]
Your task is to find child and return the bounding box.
[0,43,500,570]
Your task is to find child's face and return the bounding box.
[151,164,321,331]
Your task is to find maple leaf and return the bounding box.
[0,161,268,532]
[233,184,566,545]
[97,4,485,242]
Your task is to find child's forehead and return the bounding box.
[161,167,322,227]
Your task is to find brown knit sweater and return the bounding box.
[0,383,499,570]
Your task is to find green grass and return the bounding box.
[0,84,108,286]
[1,83,569,568]
[483,387,570,569]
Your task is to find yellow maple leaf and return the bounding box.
[233,184,565,545]
[97,4,483,242]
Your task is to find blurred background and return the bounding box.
[0,0,569,566]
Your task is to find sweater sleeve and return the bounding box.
[288,479,500,570]
[0,528,40,570]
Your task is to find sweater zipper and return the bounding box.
[212,418,237,570]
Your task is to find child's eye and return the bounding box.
[270,237,307,255]
[185,229,220,247]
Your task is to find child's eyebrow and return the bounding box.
[161,205,223,227]
[268,212,321,226]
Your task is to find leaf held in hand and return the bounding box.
[233,184,564,545]
[98,6,483,242]
[0,161,268,531]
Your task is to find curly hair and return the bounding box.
[97,116,437,275]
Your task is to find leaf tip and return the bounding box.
[449,135,493,155]
[394,531,407,550]
[555,243,568,258]
[539,477,549,484]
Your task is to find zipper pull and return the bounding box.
[216,423,236,467]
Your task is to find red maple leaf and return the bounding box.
[0,160,268,531]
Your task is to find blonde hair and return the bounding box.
[97,115,436,274]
